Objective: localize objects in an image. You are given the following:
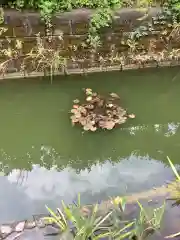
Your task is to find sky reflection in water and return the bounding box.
[0,122,179,222]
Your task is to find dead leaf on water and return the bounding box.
[70,89,135,132]
[105,121,116,130]
[90,126,97,132]
[109,93,120,99]
[128,114,136,119]
[71,109,78,113]
[85,88,92,95]
[73,99,80,104]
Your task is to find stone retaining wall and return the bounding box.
[0,7,180,76]
[1,7,170,50]
[1,8,162,37]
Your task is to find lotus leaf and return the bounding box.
[92,92,97,97]
[86,96,93,102]
[98,120,105,128]
[109,93,120,99]
[70,115,79,123]
[128,114,136,119]
[70,89,135,132]
[103,120,116,130]
[71,109,78,114]
[78,106,87,114]
[74,112,81,118]
[86,104,94,110]
[108,103,113,108]
[73,99,80,104]
[85,88,92,95]
[79,118,87,126]
[73,105,79,109]
[90,126,97,132]
[83,125,90,131]
[116,118,127,124]
[83,124,93,131]
[116,107,126,117]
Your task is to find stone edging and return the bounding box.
[0,214,59,239]
[0,60,180,80]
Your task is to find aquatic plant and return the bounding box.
[45,194,136,239]
[44,194,165,240]
[45,199,115,239]
[132,201,165,240]
[166,157,180,206]
[164,157,180,238]
[70,89,135,132]
[111,196,165,240]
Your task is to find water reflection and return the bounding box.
[0,122,179,222]
[165,122,180,137]
[0,122,179,174]
[8,155,175,197]
[125,122,180,136]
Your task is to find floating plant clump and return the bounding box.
[70,88,135,132]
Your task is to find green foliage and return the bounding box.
[45,199,114,239]
[164,158,180,239]
[166,157,180,207]
[7,0,121,11]
[6,0,122,44]
[164,0,180,23]
[134,201,165,239]
[44,194,165,240]
[167,156,180,180]
[6,0,180,45]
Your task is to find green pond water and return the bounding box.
[1,67,180,224]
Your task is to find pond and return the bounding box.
[1,67,180,228]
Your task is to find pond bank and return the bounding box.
[0,181,174,239]
[0,60,179,80]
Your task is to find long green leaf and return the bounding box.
[45,206,66,230]
[61,200,76,223]
[137,201,149,222]
[165,232,180,238]
[117,231,134,240]
[76,226,86,236]
[167,157,180,180]
[113,221,135,237]
[93,231,111,240]
[153,201,165,227]
[120,197,127,212]
[43,217,56,224]
[57,207,67,226]
[92,204,98,218]
[90,204,98,226]
[77,193,81,207]
[94,216,103,225]
[92,211,113,233]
